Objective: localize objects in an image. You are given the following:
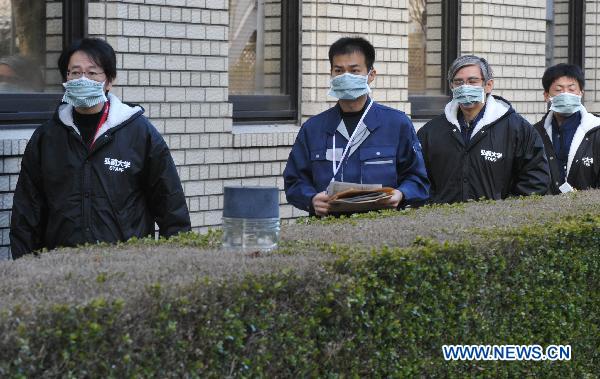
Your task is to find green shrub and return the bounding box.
[1,192,600,377]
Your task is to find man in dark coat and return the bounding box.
[533,63,600,194]
[10,38,191,258]
[417,55,549,204]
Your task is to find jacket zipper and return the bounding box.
[71,129,111,243]
[62,115,135,242]
[61,130,92,242]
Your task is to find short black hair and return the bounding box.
[58,38,117,82]
[542,63,584,92]
[328,37,375,70]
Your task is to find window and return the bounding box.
[228,0,299,123]
[0,0,86,131]
[0,0,46,93]
[407,0,459,120]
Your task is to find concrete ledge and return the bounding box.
[232,124,299,148]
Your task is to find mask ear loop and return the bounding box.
[365,69,373,93]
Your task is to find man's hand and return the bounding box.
[385,189,403,209]
[312,191,331,216]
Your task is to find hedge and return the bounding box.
[1,191,599,377]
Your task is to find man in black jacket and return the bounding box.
[10,38,191,258]
[417,55,549,204]
[533,63,600,194]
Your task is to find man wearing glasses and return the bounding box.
[10,38,191,258]
[417,55,549,204]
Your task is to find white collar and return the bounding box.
[444,95,510,137]
[58,93,142,141]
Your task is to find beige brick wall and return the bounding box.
[87,0,233,232]
[584,2,600,114]
[301,0,411,122]
[7,1,600,259]
[546,1,600,114]
[552,0,569,64]
[0,140,27,259]
[45,0,64,89]
[230,129,300,220]
[460,0,547,123]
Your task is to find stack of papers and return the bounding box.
[326,181,395,213]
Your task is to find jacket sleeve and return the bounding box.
[595,133,600,188]
[10,133,48,259]
[283,125,318,213]
[511,119,550,196]
[396,118,430,206]
[416,124,436,203]
[143,125,191,237]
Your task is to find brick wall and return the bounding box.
[460,0,547,123]
[4,1,600,259]
[45,0,64,89]
[551,0,569,64]
[584,2,600,114]
[0,141,26,259]
[548,1,600,114]
[86,0,234,232]
[301,0,410,122]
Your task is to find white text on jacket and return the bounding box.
[104,157,131,172]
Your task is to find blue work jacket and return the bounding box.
[283,99,430,213]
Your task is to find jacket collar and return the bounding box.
[444,94,511,136]
[542,106,599,139]
[326,97,382,136]
[57,93,143,138]
[563,106,600,177]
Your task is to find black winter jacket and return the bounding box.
[417,95,550,204]
[10,94,191,258]
[533,108,600,194]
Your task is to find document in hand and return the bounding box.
[326,181,395,213]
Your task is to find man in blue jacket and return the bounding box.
[283,37,429,216]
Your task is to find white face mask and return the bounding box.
[62,76,107,108]
[451,85,485,105]
[328,71,372,100]
[549,92,582,115]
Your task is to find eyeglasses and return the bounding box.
[67,70,105,80]
[452,77,484,86]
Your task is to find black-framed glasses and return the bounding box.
[66,70,105,80]
[452,77,484,86]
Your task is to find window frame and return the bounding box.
[568,0,585,68]
[408,0,459,120]
[229,0,300,124]
[0,0,88,130]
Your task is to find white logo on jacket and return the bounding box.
[481,149,503,162]
[104,157,131,172]
[582,157,594,167]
